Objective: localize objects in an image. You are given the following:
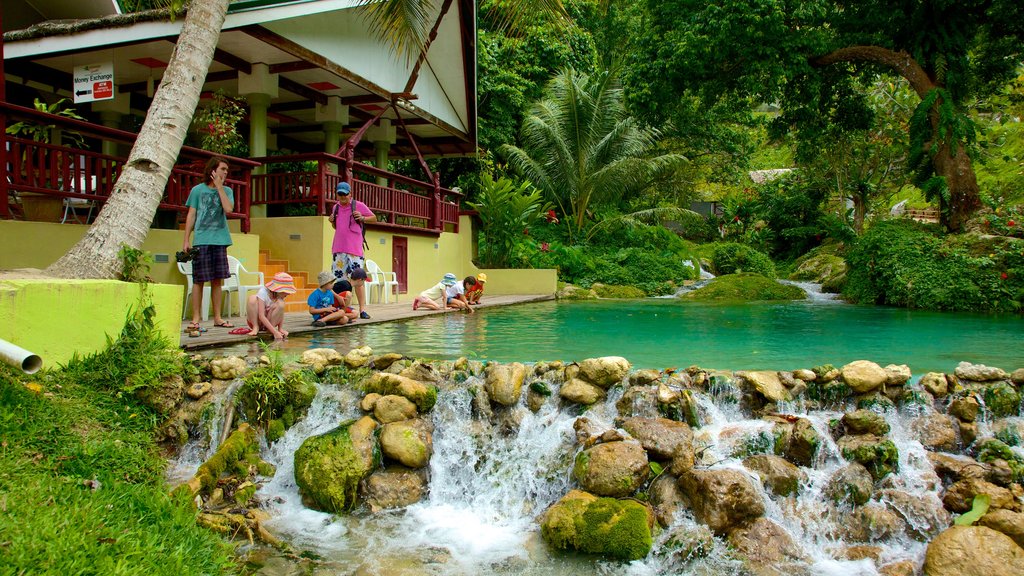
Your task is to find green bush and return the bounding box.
[844,220,1024,312]
[709,242,776,278]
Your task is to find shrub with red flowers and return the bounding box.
[191,91,248,157]
[980,198,1024,239]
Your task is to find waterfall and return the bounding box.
[666,260,716,297]
[779,280,842,302]
[166,378,244,484]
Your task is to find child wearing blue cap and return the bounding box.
[328,181,376,319]
[412,273,458,311]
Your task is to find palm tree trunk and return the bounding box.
[46,0,230,279]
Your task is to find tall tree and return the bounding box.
[501,69,687,242]
[627,0,1024,231]
[47,0,228,278]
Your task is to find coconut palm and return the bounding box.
[501,69,688,243]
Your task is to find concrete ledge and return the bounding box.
[0,279,182,369]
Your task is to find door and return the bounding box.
[393,236,408,293]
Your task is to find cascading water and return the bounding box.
[166,378,244,484]
[779,280,842,302]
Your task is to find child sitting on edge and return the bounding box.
[308,271,352,327]
[465,272,486,305]
[412,272,458,310]
[331,279,360,323]
[446,275,477,313]
[242,272,295,339]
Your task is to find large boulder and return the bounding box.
[484,362,528,406]
[737,371,790,404]
[539,490,654,561]
[923,526,1024,576]
[210,356,248,380]
[560,378,605,405]
[379,418,433,469]
[910,413,958,452]
[955,362,1008,382]
[838,434,899,480]
[841,360,888,394]
[743,454,805,497]
[573,441,649,497]
[373,394,418,423]
[294,417,379,513]
[727,517,806,574]
[578,356,631,389]
[620,417,694,463]
[300,348,343,373]
[361,465,428,512]
[677,468,765,534]
[362,372,438,412]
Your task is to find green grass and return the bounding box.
[0,327,236,575]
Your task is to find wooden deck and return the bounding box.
[179,294,555,350]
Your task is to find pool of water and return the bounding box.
[215,299,1024,375]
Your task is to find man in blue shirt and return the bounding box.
[183,156,234,331]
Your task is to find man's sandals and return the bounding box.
[185,322,206,338]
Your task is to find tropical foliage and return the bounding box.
[468,173,553,268]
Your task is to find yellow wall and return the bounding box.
[0,221,259,288]
[475,268,558,295]
[249,216,333,281]
[0,279,182,368]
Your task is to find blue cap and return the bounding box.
[442,273,457,286]
[336,182,351,195]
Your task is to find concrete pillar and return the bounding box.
[316,97,349,175]
[374,140,390,186]
[92,94,130,157]
[367,119,397,187]
[239,63,279,219]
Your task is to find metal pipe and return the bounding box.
[0,338,42,374]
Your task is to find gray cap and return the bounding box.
[317,270,334,287]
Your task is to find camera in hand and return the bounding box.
[176,247,200,263]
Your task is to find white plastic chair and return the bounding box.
[223,256,264,317]
[364,259,398,303]
[61,197,95,223]
[178,261,220,321]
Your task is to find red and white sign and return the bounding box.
[73,62,115,104]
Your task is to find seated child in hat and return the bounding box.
[412,272,458,311]
[446,276,478,313]
[466,272,486,304]
[307,271,352,327]
[244,272,295,339]
[331,279,359,323]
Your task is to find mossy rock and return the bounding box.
[839,435,899,481]
[237,366,318,430]
[592,283,646,299]
[293,417,379,514]
[679,273,806,302]
[540,490,653,561]
[361,372,438,412]
[983,382,1022,418]
[194,423,260,492]
[789,253,847,291]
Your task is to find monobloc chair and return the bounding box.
[364,259,399,304]
[222,256,265,317]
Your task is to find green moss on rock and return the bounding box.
[540,490,653,561]
[679,273,805,302]
[293,418,378,513]
[593,284,646,299]
[984,382,1021,418]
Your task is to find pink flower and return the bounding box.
[541,242,550,252]
[545,210,559,224]
[1008,220,1016,227]
[1001,272,1009,280]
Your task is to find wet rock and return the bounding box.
[210,356,248,380]
[526,383,548,412]
[661,524,714,561]
[362,372,437,412]
[743,454,805,497]
[294,417,378,513]
[471,384,493,420]
[727,517,806,574]
[983,382,1021,418]
[397,360,442,385]
[578,356,631,389]
[927,452,992,484]
[921,372,948,398]
[959,421,978,445]
[948,396,980,422]
[841,360,888,394]
[629,369,662,387]
[842,503,906,542]
[878,560,917,576]
[359,392,381,412]
[1012,368,1024,386]
[879,489,950,540]
[484,362,528,406]
[648,473,685,527]
[186,381,211,400]
[373,395,418,423]
[657,382,680,403]
[616,385,659,419]
[370,352,404,370]
[737,371,791,404]
[838,434,899,480]
[619,417,694,462]
[884,364,911,386]
[300,348,343,373]
[924,525,1024,576]
[793,369,816,382]
[560,378,605,405]
[955,362,1008,382]
[573,440,649,497]
[841,409,890,436]
[778,371,799,389]
[942,478,1018,513]
[539,490,653,561]
[911,413,959,452]
[573,417,603,445]
[842,544,882,561]
[379,418,433,469]
[677,468,765,535]
[979,509,1024,549]
[826,462,874,506]
[361,465,428,512]
[344,346,373,368]
[773,417,822,468]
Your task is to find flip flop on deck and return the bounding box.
[228,327,252,335]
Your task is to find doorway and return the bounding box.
[393,236,408,293]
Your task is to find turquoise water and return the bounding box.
[233,299,1024,375]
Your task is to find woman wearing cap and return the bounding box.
[244,272,296,339]
[328,181,376,320]
[412,272,458,311]
[466,273,486,305]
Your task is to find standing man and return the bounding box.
[329,181,376,319]
[183,156,235,331]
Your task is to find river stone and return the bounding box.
[979,509,1024,549]
[924,525,1024,576]
[620,417,694,462]
[841,360,888,394]
[373,395,418,423]
[300,348,343,373]
[379,418,433,469]
[573,441,649,497]
[884,364,911,385]
[910,413,958,452]
[677,468,765,535]
[727,517,805,573]
[560,378,605,405]
[657,382,680,404]
[186,381,211,400]
[294,416,378,514]
[838,434,899,480]
[927,452,992,483]
[359,392,382,412]
[842,545,882,562]
[773,417,822,468]
[370,352,404,370]
[661,524,715,562]
[578,356,631,389]
[826,462,874,506]
[361,465,428,512]
[920,372,948,397]
[629,369,662,387]
[362,372,437,412]
[793,369,816,382]
[948,396,980,422]
[879,561,917,576]
[955,362,1009,382]
[526,384,548,412]
[737,371,790,403]
[842,409,890,436]
[616,386,659,419]
[879,489,950,540]
[343,346,373,368]
[1012,368,1024,385]
[648,473,685,527]
[539,489,654,561]
[484,362,528,406]
[211,356,248,380]
[942,477,1018,513]
[842,503,906,542]
[743,454,805,497]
